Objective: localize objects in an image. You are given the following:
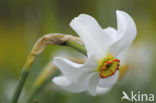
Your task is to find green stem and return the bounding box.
[11,67,29,103]
[64,40,87,56]
[11,52,35,103]
[26,87,39,103]
[25,63,56,103]
[10,35,87,103]
[25,79,48,103]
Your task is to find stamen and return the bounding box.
[114,59,120,63]
[99,59,120,78]
[101,66,106,71]
[104,61,113,65]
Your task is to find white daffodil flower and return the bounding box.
[52,10,137,96]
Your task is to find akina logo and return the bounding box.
[121,91,154,102]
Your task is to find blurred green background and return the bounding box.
[0,0,156,103]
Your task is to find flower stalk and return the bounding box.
[25,58,85,103]
[11,67,29,103]
[11,33,86,103]
[25,61,56,103]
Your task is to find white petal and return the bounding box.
[53,76,71,86]
[98,71,119,87]
[53,73,96,93]
[103,27,117,40]
[54,57,82,82]
[96,87,111,95]
[70,14,113,58]
[109,10,137,56]
[53,76,86,92]
[53,55,97,83]
[88,73,99,96]
[117,48,128,65]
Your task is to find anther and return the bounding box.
[104,60,113,65]
[101,66,106,71]
[114,59,120,63]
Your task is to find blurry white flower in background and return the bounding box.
[52,10,137,95]
[120,43,153,86]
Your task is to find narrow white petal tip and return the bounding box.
[116,10,131,16]
[69,14,93,27]
[78,14,91,18]
[53,57,60,62]
[53,76,71,86]
[53,57,62,67]
[116,10,124,14]
[109,10,137,56]
[116,10,136,31]
[53,57,66,66]
[116,10,136,23]
[117,10,137,40]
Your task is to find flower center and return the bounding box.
[96,54,120,78]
